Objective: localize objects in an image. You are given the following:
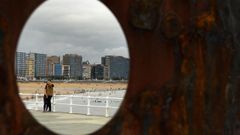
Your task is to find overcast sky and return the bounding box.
[17,0,128,64]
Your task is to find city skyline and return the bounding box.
[17,0,129,64]
[16,51,128,64]
[15,52,129,80]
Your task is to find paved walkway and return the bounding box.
[30,110,111,135]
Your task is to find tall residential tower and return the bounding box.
[63,54,82,79]
[102,55,129,80]
[15,52,27,77]
[34,53,47,78]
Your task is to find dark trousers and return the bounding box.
[43,95,52,112]
[43,95,48,111]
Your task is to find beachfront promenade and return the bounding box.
[21,91,124,117]
[30,110,110,135]
[20,90,124,134]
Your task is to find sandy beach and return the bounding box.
[18,81,128,95]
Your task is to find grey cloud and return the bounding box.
[17,0,128,63]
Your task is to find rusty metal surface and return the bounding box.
[0,0,240,134]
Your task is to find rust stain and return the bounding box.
[129,0,162,30]
[195,12,216,30]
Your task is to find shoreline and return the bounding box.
[18,81,128,95]
[18,81,127,101]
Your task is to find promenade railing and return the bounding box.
[19,93,123,117]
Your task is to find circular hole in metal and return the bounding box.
[15,0,129,134]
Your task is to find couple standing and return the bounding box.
[43,80,54,112]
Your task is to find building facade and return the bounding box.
[101,56,110,79]
[25,53,35,80]
[54,63,62,76]
[62,65,70,78]
[91,64,104,80]
[34,53,47,78]
[101,55,129,80]
[82,61,91,80]
[63,54,82,79]
[15,52,27,77]
[46,56,60,76]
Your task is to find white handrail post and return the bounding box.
[87,96,90,115]
[53,94,56,112]
[35,93,38,111]
[69,95,73,113]
[105,96,109,117]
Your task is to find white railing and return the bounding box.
[19,93,123,117]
